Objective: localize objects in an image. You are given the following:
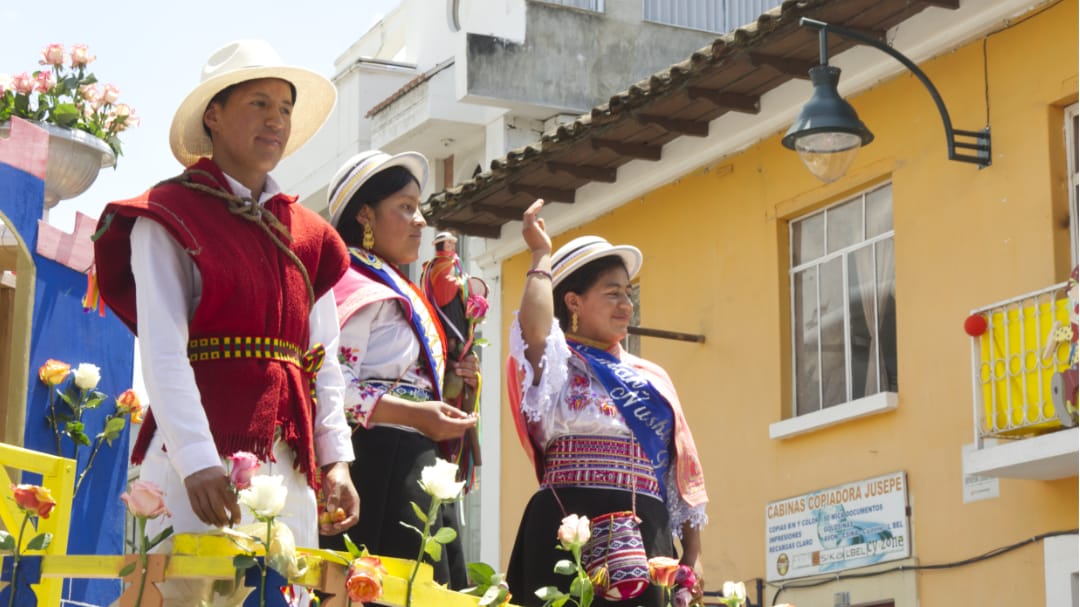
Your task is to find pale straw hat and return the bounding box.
[327,150,429,228]
[169,39,336,167]
[551,235,642,288]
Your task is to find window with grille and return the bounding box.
[790,183,898,416]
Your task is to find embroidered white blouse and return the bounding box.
[509,314,707,536]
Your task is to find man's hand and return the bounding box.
[319,461,360,536]
[183,466,241,528]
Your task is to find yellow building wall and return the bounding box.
[498,3,1077,606]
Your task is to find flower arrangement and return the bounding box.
[118,480,173,607]
[402,457,466,607]
[0,484,57,607]
[0,43,138,161]
[647,557,703,607]
[535,513,595,607]
[38,359,141,498]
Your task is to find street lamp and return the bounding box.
[782,18,991,183]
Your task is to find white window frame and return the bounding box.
[773,184,898,439]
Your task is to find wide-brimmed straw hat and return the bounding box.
[169,39,337,167]
[327,150,429,228]
[551,235,642,288]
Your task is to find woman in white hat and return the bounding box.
[505,200,709,607]
[93,40,358,604]
[322,150,477,588]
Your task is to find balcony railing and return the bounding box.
[964,281,1078,480]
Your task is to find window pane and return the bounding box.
[876,239,899,392]
[826,198,862,253]
[793,212,824,266]
[847,246,876,399]
[819,256,847,407]
[793,268,820,415]
[866,184,893,237]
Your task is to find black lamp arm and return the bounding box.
[800,17,991,167]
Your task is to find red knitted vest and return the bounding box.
[94,159,349,489]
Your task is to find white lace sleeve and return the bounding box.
[665,466,709,539]
[509,312,570,423]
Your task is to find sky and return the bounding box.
[1,0,402,232]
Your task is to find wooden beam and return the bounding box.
[507,183,577,203]
[590,139,663,161]
[434,220,502,239]
[748,53,816,79]
[919,0,959,8]
[686,88,761,114]
[545,162,618,183]
[472,202,526,221]
[628,325,705,344]
[635,115,710,137]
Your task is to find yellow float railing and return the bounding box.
[0,442,74,607]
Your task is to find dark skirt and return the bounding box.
[321,425,468,589]
[507,487,675,607]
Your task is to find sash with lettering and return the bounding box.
[568,340,674,497]
[348,248,447,400]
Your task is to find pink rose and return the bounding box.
[34,70,55,94]
[39,44,64,66]
[121,480,169,519]
[69,44,95,67]
[674,587,693,607]
[556,513,590,549]
[466,293,488,322]
[674,564,697,590]
[229,451,260,490]
[12,73,34,95]
[101,83,121,105]
[79,83,101,106]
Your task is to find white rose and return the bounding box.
[418,458,465,501]
[237,475,288,519]
[73,363,101,390]
[722,581,747,600]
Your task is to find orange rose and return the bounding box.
[11,484,56,518]
[38,359,70,386]
[116,389,141,415]
[345,556,387,603]
[647,556,681,588]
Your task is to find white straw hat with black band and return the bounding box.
[551,235,642,288]
[327,150,429,228]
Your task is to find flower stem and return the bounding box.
[406,497,441,607]
[7,512,31,607]
[73,430,106,498]
[260,518,272,607]
[133,518,148,607]
[48,390,61,456]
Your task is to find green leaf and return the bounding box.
[84,390,108,409]
[102,416,126,440]
[233,554,258,570]
[0,532,14,552]
[59,387,78,408]
[410,501,428,524]
[579,579,594,605]
[534,586,564,601]
[147,526,173,551]
[51,103,79,127]
[424,537,443,562]
[342,533,365,559]
[467,561,495,586]
[26,532,52,551]
[118,562,137,577]
[432,526,457,544]
[553,559,576,576]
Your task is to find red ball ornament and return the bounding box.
[964,314,988,337]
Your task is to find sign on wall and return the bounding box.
[765,471,911,581]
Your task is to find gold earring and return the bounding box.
[362,224,375,249]
[571,312,578,333]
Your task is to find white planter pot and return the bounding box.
[0,120,116,209]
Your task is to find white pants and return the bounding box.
[139,436,318,606]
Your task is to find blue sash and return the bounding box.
[349,248,446,400]
[568,341,674,497]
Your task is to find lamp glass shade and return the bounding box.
[795,132,862,183]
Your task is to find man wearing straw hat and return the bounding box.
[94,40,358,604]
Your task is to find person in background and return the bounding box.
[93,39,359,606]
[505,199,709,606]
[321,149,477,588]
